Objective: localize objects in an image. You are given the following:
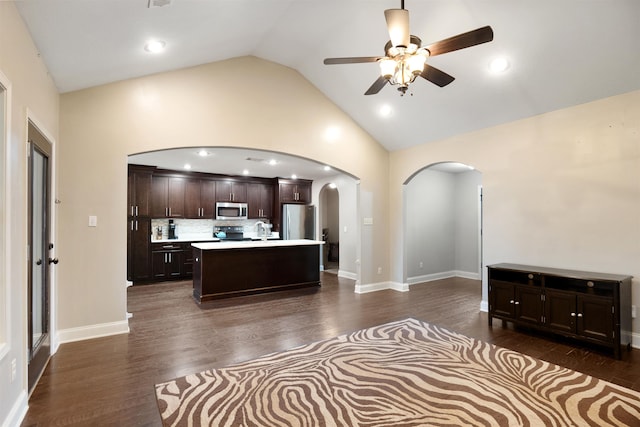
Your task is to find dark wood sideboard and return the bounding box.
[488,263,633,359]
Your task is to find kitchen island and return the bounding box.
[191,239,324,303]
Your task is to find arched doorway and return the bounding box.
[404,162,482,285]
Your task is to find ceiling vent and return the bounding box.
[148,0,172,8]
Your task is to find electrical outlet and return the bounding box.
[632,305,637,319]
[377,267,382,274]
[419,261,423,268]
[10,358,16,382]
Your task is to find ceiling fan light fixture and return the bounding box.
[393,64,414,86]
[384,9,410,48]
[380,59,397,79]
[406,54,427,75]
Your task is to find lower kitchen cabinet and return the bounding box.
[488,263,632,359]
[148,242,199,282]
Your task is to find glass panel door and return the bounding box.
[28,122,52,393]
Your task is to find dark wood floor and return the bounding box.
[22,273,640,426]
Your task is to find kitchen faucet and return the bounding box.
[255,221,266,239]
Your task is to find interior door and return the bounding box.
[28,121,54,393]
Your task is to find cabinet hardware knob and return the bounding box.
[577,313,583,317]
[509,300,514,304]
[528,274,534,279]
[48,258,59,265]
[514,301,520,305]
[571,312,576,317]
[36,259,42,265]
[586,281,594,288]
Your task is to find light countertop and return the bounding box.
[192,239,325,250]
[152,236,220,244]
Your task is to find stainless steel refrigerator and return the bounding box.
[282,204,315,240]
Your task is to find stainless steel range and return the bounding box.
[213,225,249,241]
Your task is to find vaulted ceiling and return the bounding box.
[15,0,640,152]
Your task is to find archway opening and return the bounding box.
[404,162,482,286]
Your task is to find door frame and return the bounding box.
[25,111,57,393]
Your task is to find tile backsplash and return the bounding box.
[151,218,271,241]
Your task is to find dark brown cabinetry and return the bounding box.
[278,179,311,204]
[488,263,632,358]
[127,166,152,217]
[128,217,151,281]
[151,242,192,280]
[247,183,274,219]
[151,175,186,218]
[216,180,247,202]
[185,179,216,218]
[127,165,154,282]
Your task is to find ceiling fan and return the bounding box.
[323,1,494,96]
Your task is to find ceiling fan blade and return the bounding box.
[420,64,455,87]
[364,76,388,95]
[384,8,410,47]
[324,57,381,65]
[425,26,494,57]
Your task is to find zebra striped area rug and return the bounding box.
[155,318,640,426]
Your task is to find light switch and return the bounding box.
[363,217,374,225]
[89,215,97,227]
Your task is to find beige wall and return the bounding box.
[390,90,640,335]
[0,2,59,424]
[58,56,390,332]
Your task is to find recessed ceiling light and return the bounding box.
[379,104,393,117]
[197,149,210,157]
[329,183,337,189]
[324,126,340,142]
[291,174,298,179]
[489,57,510,73]
[242,169,250,175]
[323,165,331,171]
[268,159,277,166]
[144,40,166,53]
[184,164,192,170]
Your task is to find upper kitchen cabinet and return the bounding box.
[127,165,153,217]
[278,179,312,204]
[151,174,186,218]
[247,182,274,219]
[185,178,216,218]
[216,180,247,203]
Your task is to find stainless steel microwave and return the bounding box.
[216,202,248,220]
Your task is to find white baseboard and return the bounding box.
[57,320,130,344]
[2,390,27,427]
[454,270,481,280]
[408,270,480,285]
[408,271,455,285]
[338,270,357,280]
[355,281,408,293]
[355,281,390,293]
[480,300,488,312]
